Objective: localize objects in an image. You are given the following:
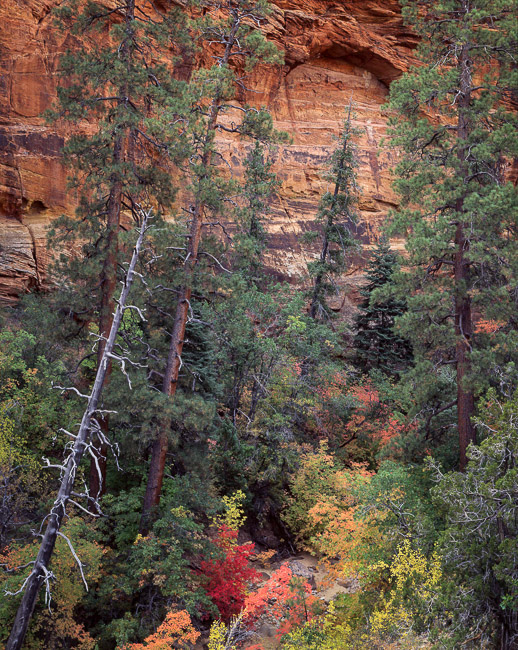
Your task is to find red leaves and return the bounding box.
[199,525,260,622]
[244,565,321,639]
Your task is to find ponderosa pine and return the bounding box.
[139,0,283,532]
[48,0,190,501]
[387,0,518,470]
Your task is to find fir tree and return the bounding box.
[233,140,280,287]
[353,239,412,376]
[305,102,361,321]
[387,0,518,469]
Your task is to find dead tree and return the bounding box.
[5,209,152,650]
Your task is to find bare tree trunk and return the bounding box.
[139,12,241,534]
[6,210,151,650]
[455,38,476,472]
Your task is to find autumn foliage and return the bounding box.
[121,610,200,649]
[245,564,322,639]
[199,524,260,622]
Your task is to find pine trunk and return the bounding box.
[88,163,123,504]
[139,15,240,533]
[455,36,476,471]
[88,0,134,503]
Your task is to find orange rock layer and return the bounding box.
[0,0,418,306]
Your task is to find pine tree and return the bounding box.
[305,103,361,321]
[353,239,412,376]
[387,0,518,469]
[233,140,280,287]
[139,0,284,532]
[47,0,190,500]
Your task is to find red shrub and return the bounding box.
[199,524,260,621]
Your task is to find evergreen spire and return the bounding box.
[305,103,361,321]
[353,238,412,376]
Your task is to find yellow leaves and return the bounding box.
[216,490,247,533]
[369,540,442,639]
[285,314,306,335]
[284,442,376,578]
[208,620,230,650]
[207,612,249,650]
[254,549,276,567]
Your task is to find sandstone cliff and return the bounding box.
[0,0,418,306]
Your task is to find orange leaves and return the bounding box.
[306,374,407,452]
[344,383,414,451]
[244,564,321,639]
[121,610,200,649]
[475,319,504,334]
[283,442,376,577]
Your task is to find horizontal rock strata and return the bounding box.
[0,0,418,306]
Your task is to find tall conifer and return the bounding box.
[139,0,283,531]
[306,103,361,321]
[48,0,190,499]
[387,0,518,469]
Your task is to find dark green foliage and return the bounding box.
[353,239,412,376]
[86,480,215,648]
[386,0,518,460]
[47,0,191,331]
[3,1,518,648]
[431,390,518,647]
[305,106,361,321]
[233,141,281,286]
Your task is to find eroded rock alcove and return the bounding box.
[0,0,418,305]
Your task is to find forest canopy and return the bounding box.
[1,0,518,649]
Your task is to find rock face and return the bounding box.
[0,0,418,305]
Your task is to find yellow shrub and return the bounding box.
[217,490,247,532]
[369,540,441,638]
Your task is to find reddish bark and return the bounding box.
[88,0,134,503]
[139,12,241,533]
[455,36,476,471]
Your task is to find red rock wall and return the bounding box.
[0,0,418,306]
